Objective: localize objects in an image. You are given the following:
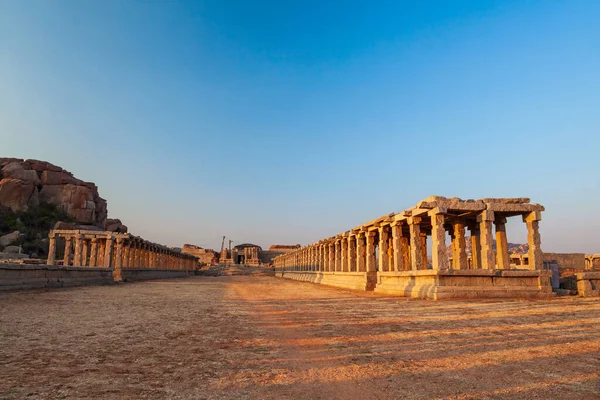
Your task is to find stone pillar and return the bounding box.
[401,233,411,271]
[81,239,89,267]
[73,235,84,266]
[391,222,402,271]
[356,233,366,272]
[89,238,98,267]
[495,217,510,270]
[63,236,73,266]
[134,242,140,267]
[409,217,424,270]
[97,239,105,267]
[366,231,377,272]
[340,238,348,272]
[429,209,449,270]
[334,240,341,271]
[453,220,468,270]
[420,233,428,268]
[377,226,389,272]
[524,211,543,270]
[328,243,334,272]
[478,210,496,270]
[468,224,482,270]
[104,236,114,268]
[47,233,57,265]
[122,242,130,268]
[113,238,124,281]
[318,245,323,271]
[348,235,356,272]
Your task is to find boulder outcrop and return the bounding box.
[0,158,108,227]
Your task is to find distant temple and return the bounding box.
[221,243,301,266]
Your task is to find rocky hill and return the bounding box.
[0,158,107,226]
[0,158,126,258]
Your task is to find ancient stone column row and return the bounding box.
[47,230,198,270]
[273,204,544,272]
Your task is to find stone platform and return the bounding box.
[0,263,196,291]
[277,271,376,291]
[277,269,552,299]
[374,269,552,299]
[0,264,114,291]
[576,272,600,297]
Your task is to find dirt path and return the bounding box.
[1,276,600,399]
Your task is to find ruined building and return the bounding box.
[274,196,553,299]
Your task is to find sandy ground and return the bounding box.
[1,276,600,400]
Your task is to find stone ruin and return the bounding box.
[274,196,552,299]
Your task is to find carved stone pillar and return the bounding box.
[366,231,377,272]
[334,240,340,272]
[495,217,510,269]
[63,237,73,266]
[113,237,123,281]
[524,211,543,270]
[73,235,84,266]
[89,238,98,267]
[97,239,105,267]
[356,233,366,272]
[409,217,424,270]
[104,236,114,268]
[391,222,404,271]
[478,210,496,270]
[453,220,468,270]
[468,224,481,270]
[122,242,129,268]
[348,236,356,272]
[378,226,390,272]
[81,238,89,267]
[47,233,57,265]
[429,209,449,270]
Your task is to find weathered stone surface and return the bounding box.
[0,231,22,247]
[21,159,63,173]
[105,218,128,233]
[3,245,21,254]
[0,158,114,227]
[0,178,35,212]
[40,170,82,186]
[1,162,40,185]
[39,184,96,224]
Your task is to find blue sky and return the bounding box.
[1,0,599,252]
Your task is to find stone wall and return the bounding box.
[543,253,586,271]
[0,264,196,291]
[0,264,114,290]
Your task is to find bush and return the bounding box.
[0,202,74,256]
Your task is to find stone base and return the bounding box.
[576,272,600,297]
[374,270,553,299]
[277,271,377,291]
[275,269,553,299]
[0,264,196,291]
[0,264,114,291]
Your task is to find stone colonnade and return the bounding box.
[47,230,198,275]
[274,197,545,273]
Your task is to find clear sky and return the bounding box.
[1,1,599,252]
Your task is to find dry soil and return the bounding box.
[1,276,600,399]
